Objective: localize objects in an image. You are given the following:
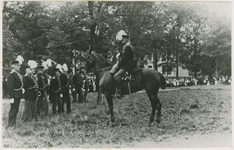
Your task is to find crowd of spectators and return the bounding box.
[165,75,231,87]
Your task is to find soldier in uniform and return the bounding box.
[41,59,51,106]
[21,62,38,122]
[67,66,74,102]
[73,69,84,103]
[36,65,49,117]
[110,30,135,98]
[60,64,71,113]
[7,60,23,127]
[43,65,50,115]
[49,67,62,114]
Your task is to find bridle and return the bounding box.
[83,52,112,74]
[94,66,112,74]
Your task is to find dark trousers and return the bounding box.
[37,92,49,116]
[52,93,62,114]
[21,99,36,122]
[113,69,126,81]
[8,98,21,127]
[73,88,84,103]
[61,88,71,113]
[113,69,126,96]
[43,93,49,115]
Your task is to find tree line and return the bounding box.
[3,1,231,78]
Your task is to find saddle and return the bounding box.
[122,67,142,82]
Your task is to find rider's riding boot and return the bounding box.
[115,79,122,99]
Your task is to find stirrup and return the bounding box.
[115,91,123,99]
[115,93,122,99]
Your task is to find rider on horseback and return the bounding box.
[110,30,135,99]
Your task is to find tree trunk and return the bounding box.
[154,52,158,71]
[33,41,36,60]
[215,57,219,77]
[176,46,179,78]
[194,70,197,79]
[88,1,97,50]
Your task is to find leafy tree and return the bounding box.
[3,1,231,78]
[200,16,231,76]
[3,1,51,63]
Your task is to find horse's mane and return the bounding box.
[91,51,112,67]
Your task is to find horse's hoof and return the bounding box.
[156,119,161,124]
[107,121,116,127]
[111,122,116,127]
[109,121,116,127]
[148,122,154,127]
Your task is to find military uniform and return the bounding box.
[37,69,49,116]
[43,72,50,113]
[73,72,84,103]
[7,65,23,127]
[113,41,134,98]
[49,72,62,114]
[22,73,38,122]
[43,72,50,95]
[60,73,71,113]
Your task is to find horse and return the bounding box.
[84,50,166,126]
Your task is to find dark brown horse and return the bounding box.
[84,50,166,126]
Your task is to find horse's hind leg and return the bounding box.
[155,96,162,124]
[105,92,115,125]
[146,91,161,125]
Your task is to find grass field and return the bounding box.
[1,85,232,148]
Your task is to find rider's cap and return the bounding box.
[116,30,128,41]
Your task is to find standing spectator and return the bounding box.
[7,61,23,128]
[43,65,50,115]
[192,77,197,85]
[3,64,10,98]
[83,75,88,99]
[73,69,84,103]
[22,61,38,122]
[36,65,48,117]
[60,64,71,113]
[88,78,94,92]
[3,75,8,98]
[49,67,62,114]
[68,67,74,103]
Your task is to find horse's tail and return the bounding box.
[158,72,166,89]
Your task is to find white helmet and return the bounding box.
[56,64,63,73]
[62,63,68,72]
[16,55,24,65]
[116,30,128,41]
[28,60,37,69]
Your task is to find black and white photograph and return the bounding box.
[1,0,232,148]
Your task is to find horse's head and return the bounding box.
[83,49,95,72]
[83,48,112,73]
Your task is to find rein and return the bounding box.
[94,66,112,74]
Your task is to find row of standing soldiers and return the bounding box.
[6,60,86,128]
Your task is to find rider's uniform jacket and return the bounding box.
[118,42,134,72]
[7,70,23,99]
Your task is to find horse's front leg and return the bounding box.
[105,92,115,126]
[96,91,102,105]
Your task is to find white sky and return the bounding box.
[205,2,232,17]
[45,1,232,16]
